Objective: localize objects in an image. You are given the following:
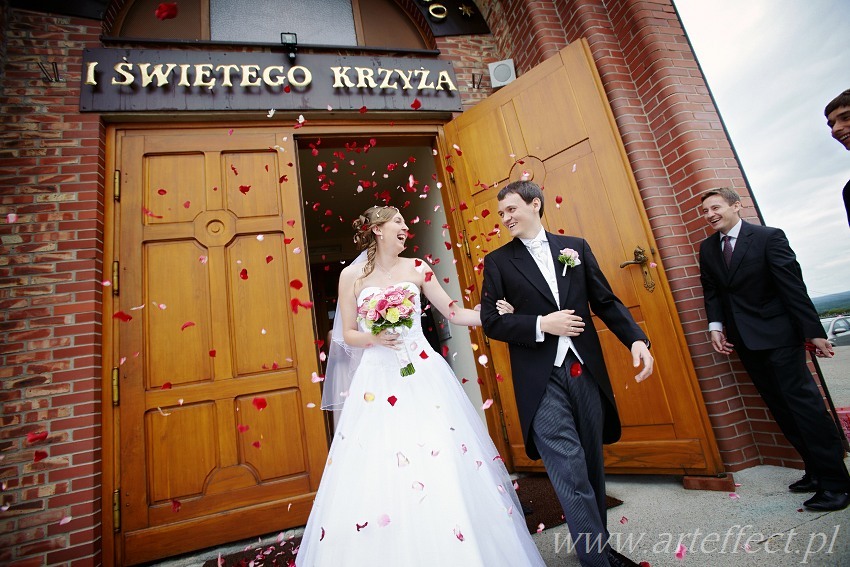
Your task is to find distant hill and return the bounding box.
[812,290,850,316]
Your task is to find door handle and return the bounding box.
[619,246,656,292]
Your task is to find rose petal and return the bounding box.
[7,213,18,223]
[59,516,72,526]
[161,382,172,390]
[209,349,216,357]
[33,450,48,463]
[290,279,303,290]
[252,397,267,411]
[481,399,493,410]
[180,321,195,331]
[410,98,422,110]
[387,395,398,406]
[237,424,249,433]
[239,185,251,194]
[113,311,132,322]
[171,499,181,512]
[26,431,48,444]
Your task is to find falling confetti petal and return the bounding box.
[237,424,249,433]
[306,402,316,408]
[180,321,195,331]
[311,373,324,383]
[239,268,248,280]
[33,450,48,463]
[161,382,172,390]
[477,354,488,367]
[252,441,261,448]
[7,213,18,223]
[410,98,422,110]
[171,499,181,512]
[675,544,687,560]
[26,431,48,444]
[290,279,303,289]
[387,395,398,406]
[396,452,409,467]
[378,514,391,527]
[239,185,251,194]
[267,109,276,118]
[113,311,132,322]
[453,526,464,541]
[266,255,274,263]
[252,397,267,411]
[363,392,375,402]
[537,523,545,533]
[199,255,208,264]
[481,399,493,410]
[154,2,178,21]
[59,516,72,526]
[620,516,628,524]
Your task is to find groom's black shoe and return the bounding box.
[803,490,850,511]
[608,548,641,567]
[789,473,819,493]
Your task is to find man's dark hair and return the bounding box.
[700,187,741,206]
[497,180,545,217]
[825,89,850,119]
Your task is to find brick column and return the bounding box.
[0,8,105,566]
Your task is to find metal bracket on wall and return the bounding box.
[37,61,64,83]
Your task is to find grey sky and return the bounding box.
[675,0,849,297]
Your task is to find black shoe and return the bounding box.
[804,490,850,511]
[789,473,819,493]
[608,548,641,567]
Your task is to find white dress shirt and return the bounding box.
[520,228,583,366]
[708,219,742,332]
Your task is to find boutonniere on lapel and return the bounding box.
[558,248,581,276]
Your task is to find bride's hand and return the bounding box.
[496,299,515,315]
[375,329,401,350]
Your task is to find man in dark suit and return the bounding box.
[481,181,653,567]
[824,88,850,227]
[698,187,850,511]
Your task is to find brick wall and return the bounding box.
[0,8,105,567]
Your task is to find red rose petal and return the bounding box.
[441,345,449,357]
[239,268,248,280]
[266,255,274,263]
[284,237,294,244]
[183,201,191,208]
[424,271,434,282]
[113,311,133,322]
[570,361,583,377]
[171,499,181,512]
[180,321,195,331]
[239,185,251,194]
[481,209,490,218]
[290,279,303,290]
[461,378,469,384]
[387,395,398,406]
[286,220,295,227]
[237,424,249,433]
[359,106,368,114]
[252,441,261,448]
[27,431,48,444]
[33,450,48,463]
[157,188,167,195]
[410,98,422,110]
[279,175,288,183]
[154,2,178,21]
[209,349,216,357]
[419,350,428,359]
[161,382,172,390]
[252,397,267,411]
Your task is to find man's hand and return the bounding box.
[808,337,835,358]
[710,330,734,355]
[540,310,585,337]
[631,341,653,382]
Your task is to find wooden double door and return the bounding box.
[108,128,328,564]
[105,39,723,564]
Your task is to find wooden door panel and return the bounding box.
[145,240,213,386]
[116,128,327,564]
[223,151,282,218]
[444,40,723,475]
[226,234,294,375]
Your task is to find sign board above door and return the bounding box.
[79,49,463,113]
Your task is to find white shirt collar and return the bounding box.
[520,228,547,248]
[723,219,743,240]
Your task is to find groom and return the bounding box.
[481,181,653,567]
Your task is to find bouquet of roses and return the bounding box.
[357,284,417,376]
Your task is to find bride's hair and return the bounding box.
[351,205,399,282]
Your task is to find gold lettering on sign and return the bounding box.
[288,66,312,88]
[177,64,191,87]
[84,61,98,85]
[355,67,377,88]
[262,65,286,87]
[331,66,355,88]
[395,69,415,89]
[138,63,177,87]
[240,65,262,87]
[377,68,399,89]
[435,70,457,91]
[414,69,435,89]
[216,64,240,87]
[193,64,215,88]
[111,62,134,85]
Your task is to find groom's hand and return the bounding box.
[540,310,585,337]
[631,341,653,382]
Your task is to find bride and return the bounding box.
[295,205,545,566]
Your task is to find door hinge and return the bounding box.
[113,170,120,201]
[462,230,471,259]
[112,489,121,532]
[111,261,119,295]
[499,409,509,445]
[111,367,119,406]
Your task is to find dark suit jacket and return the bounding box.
[699,220,825,350]
[481,233,647,460]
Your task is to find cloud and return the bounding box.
[676,0,850,296]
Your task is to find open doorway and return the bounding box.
[295,134,487,433]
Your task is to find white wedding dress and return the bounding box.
[296,282,545,566]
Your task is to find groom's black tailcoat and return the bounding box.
[481,233,647,460]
